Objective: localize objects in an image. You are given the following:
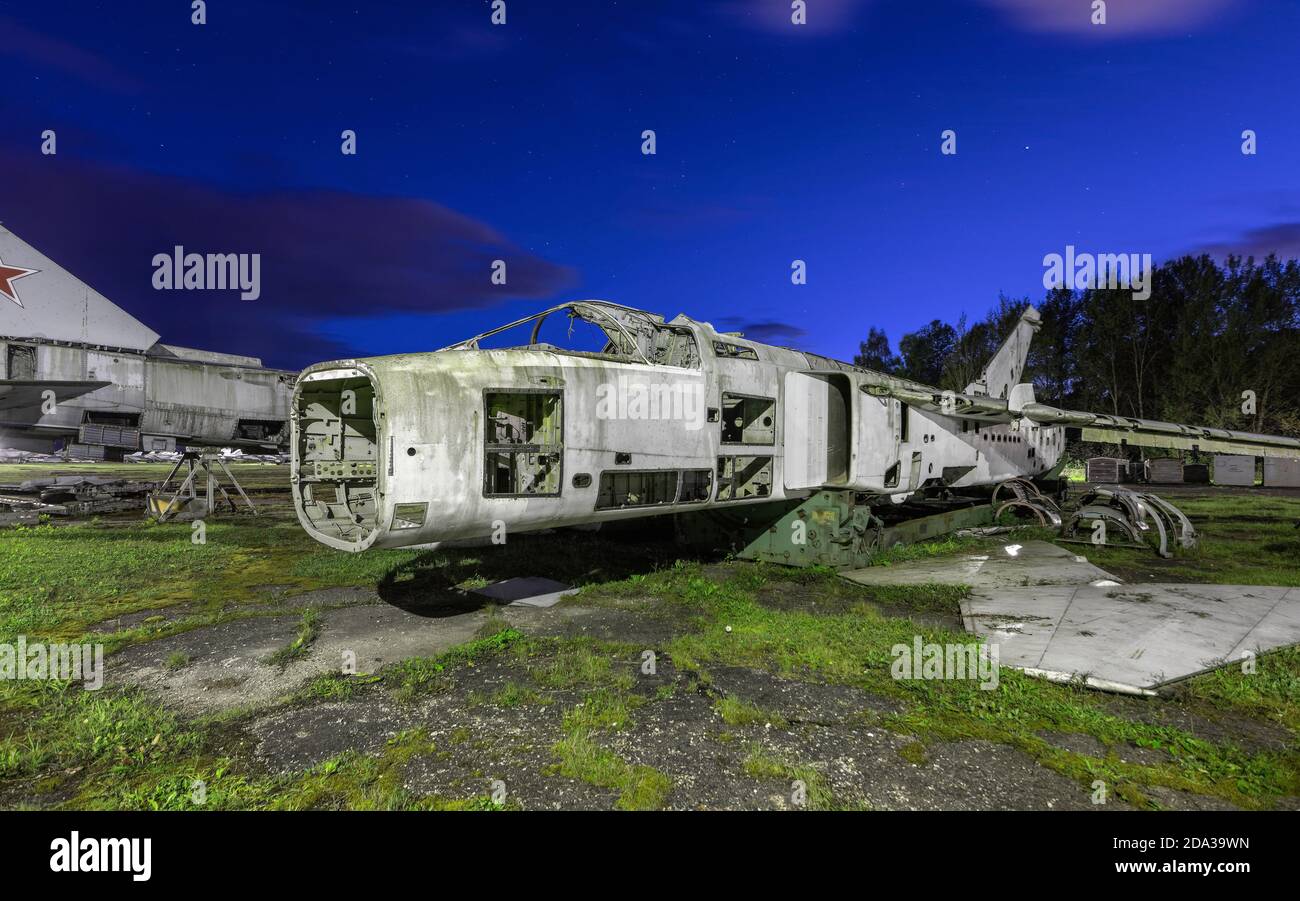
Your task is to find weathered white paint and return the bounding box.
[291,304,1069,552]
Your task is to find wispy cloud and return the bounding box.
[714,0,875,36]
[978,0,1247,37]
[715,316,809,343]
[712,0,1248,38]
[1187,222,1300,261]
[0,151,575,368]
[0,15,142,91]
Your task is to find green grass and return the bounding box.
[1,631,528,810]
[551,731,672,810]
[1182,646,1300,733]
[0,518,421,647]
[743,746,839,809]
[3,472,1297,811]
[0,680,199,783]
[525,637,639,693]
[716,696,788,729]
[564,689,645,731]
[266,608,321,667]
[387,628,524,701]
[91,729,504,811]
[469,681,552,708]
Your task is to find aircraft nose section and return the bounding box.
[291,365,383,551]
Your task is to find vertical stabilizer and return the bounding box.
[0,224,160,351]
[965,305,1040,399]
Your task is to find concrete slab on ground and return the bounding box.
[840,540,1119,590]
[962,585,1300,695]
[109,597,491,715]
[473,576,578,608]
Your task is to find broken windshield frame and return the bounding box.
[439,301,701,369]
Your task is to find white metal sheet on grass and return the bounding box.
[962,585,1300,695]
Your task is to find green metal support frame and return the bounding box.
[677,490,996,569]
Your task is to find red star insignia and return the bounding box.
[0,255,39,308]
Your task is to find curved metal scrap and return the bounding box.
[1140,493,1198,551]
[995,498,1062,528]
[1059,487,1196,557]
[1063,506,1144,545]
[993,478,1062,514]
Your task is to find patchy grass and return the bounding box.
[469,681,551,709]
[716,696,788,729]
[1181,646,1300,736]
[88,729,504,811]
[4,469,1298,811]
[0,681,199,783]
[551,731,672,810]
[529,640,638,694]
[387,628,524,701]
[266,608,321,668]
[587,549,1300,809]
[0,518,420,647]
[564,690,644,732]
[743,746,839,809]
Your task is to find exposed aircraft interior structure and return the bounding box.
[291,300,1300,557]
[0,225,294,458]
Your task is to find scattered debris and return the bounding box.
[990,478,1063,529]
[128,447,288,465]
[0,446,288,465]
[0,475,158,524]
[0,447,72,464]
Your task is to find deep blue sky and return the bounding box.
[2,0,1298,368]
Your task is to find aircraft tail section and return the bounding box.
[966,305,1041,400]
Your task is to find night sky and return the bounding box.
[2,0,1298,369]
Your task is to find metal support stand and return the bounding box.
[147,448,258,522]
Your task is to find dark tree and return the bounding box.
[897,319,957,386]
[851,255,1300,444]
[853,326,899,373]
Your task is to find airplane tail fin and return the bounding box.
[965,305,1041,400]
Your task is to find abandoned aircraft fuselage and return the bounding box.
[291,301,1081,552]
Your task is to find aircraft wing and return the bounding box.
[1019,404,1300,460]
[0,380,111,412]
[859,374,1300,460]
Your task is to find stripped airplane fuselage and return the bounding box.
[292,300,1300,553]
[291,302,1075,552]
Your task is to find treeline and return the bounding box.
[855,254,1300,438]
